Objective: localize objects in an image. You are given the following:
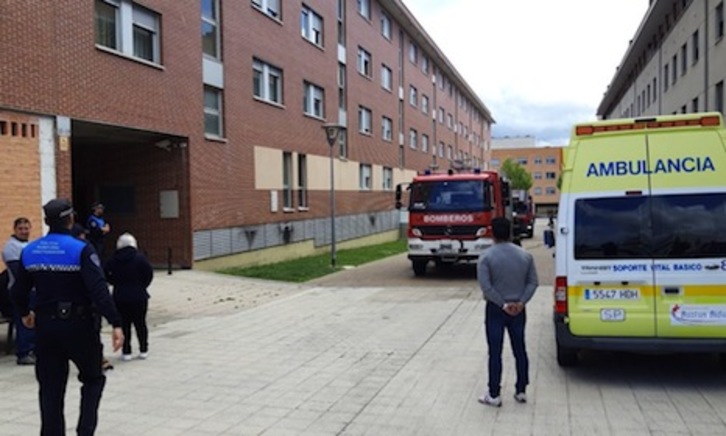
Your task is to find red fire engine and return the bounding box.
[395,167,512,276]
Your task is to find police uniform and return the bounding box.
[10,199,121,436]
[86,204,107,258]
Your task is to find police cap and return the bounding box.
[43,198,74,221]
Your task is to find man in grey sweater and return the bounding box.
[477,217,538,407]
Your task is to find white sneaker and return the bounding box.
[478,393,502,407]
[514,392,527,403]
[121,354,133,361]
[138,352,149,360]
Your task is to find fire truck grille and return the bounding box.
[419,225,480,237]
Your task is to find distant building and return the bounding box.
[490,145,563,215]
[598,0,725,119]
[490,136,537,150]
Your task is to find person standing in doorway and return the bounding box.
[2,217,37,365]
[476,217,538,407]
[104,233,154,361]
[86,202,110,259]
[10,198,123,436]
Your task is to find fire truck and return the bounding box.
[395,167,512,276]
[511,189,535,238]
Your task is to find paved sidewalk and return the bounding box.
[1,271,725,435]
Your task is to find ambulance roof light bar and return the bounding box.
[575,115,721,136]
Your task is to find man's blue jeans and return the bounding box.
[12,290,36,358]
[485,301,529,397]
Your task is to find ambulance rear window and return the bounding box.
[574,197,650,259]
[575,193,726,259]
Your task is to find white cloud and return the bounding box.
[402,0,649,143]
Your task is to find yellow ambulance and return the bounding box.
[554,112,726,366]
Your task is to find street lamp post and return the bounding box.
[322,124,345,269]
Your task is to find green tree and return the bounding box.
[499,158,533,191]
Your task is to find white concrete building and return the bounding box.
[598,0,725,119]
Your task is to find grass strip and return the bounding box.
[219,238,407,283]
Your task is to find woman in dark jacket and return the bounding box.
[104,233,153,361]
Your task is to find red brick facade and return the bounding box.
[0,0,493,266]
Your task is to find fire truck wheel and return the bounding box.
[412,260,428,277]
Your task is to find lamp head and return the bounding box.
[322,124,345,147]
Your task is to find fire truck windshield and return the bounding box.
[409,180,490,212]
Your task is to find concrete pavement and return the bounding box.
[1,269,726,435]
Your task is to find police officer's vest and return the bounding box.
[87,215,105,234]
[22,234,84,273]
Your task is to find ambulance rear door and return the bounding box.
[646,119,726,338]
[566,131,656,337]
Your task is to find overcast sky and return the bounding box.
[402,0,650,145]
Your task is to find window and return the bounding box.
[421,95,429,115]
[421,134,429,153]
[664,64,669,92]
[282,152,293,209]
[252,0,280,19]
[297,154,308,208]
[253,59,283,104]
[518,158,528,165]
[408,42,418,63]
[339,133,348,159]
[421,55,429,75]
[546,187,556,195]
[303,81,324,118]
[546,171,556,179]
[717,2,724,40]
[534,157,543,165]
[533,172,542,180]
[447,113,453,129]
[381,64,392,90]
[681,44,687,75]
[359,164,372,190]
[301,5,323,47]
[692,96,699,113]
[203,86,223,137]
[647,85,651,108]
[534,187,542,195]
[382,167,393,190]
[409,86,417,107]
[574,194,726,260]
[716,81,724,114]
[381,116,392,141]
[438,107,444,124]
[409,129,417,149]
[358,106,372,134]
[380,12,391,39]
[357,47,372,77]
[672,54,678,84]
[357,0,370,19]
[202,0,220,59]
[653,77,657,103]
[546,156,557,164]
[681,104,687,114]
[95,0,161,64]
[447,145,453,160]
[692,30,699,64]
[490,158,500,167]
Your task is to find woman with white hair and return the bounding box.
[104,233,154,361]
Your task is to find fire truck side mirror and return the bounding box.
[395,184,402,209]
[501,182,511,206]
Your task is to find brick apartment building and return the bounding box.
[490,137,563,215]
[0,0,494,268]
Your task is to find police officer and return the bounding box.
[86,202,110,259]
[10,198,123,436]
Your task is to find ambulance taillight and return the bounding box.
[555,276,568,315]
